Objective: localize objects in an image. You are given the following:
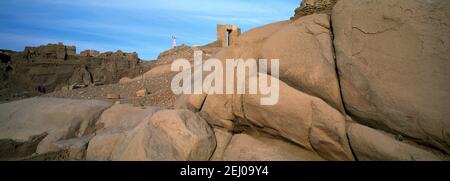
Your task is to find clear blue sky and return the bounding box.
[0,0,300,60]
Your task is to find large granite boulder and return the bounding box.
[201,74,354,161]
[260,14,344,111]
[86,109,216,161]
[332,0,450,153]
[223,133,324,161]
[347,123,446,161]
[0,97,112,160]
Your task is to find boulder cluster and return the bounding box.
[0,0,449,161]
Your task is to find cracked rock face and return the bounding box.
[261,14,344,112]
[332,0,450,153]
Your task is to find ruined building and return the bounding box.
[0,43,151,100]
[217,24,241,47]
[80,49,100,57]
[24,42,76,61]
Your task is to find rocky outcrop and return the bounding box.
[192,14,354,161]
[200,74,354,161]
[80,50,100,57]
[212,14,344,112]
[0,51,11,63]
[174,94,207,112]
[97,50,139,70]
[195,0,449,161]
[156,45,194,65]
[94,104,160,131]
[0,98,112,160]
[332,0,450,153]
[291,0,338,20]
[155,43,222,65]
[118,43,221,85]
[222,133,324,161]
[210,127,232,161]
[68,65,93,87]
[0,43,152,103]
[348,123,446,161]
[0,98,217,161]
[24,42,76,61]
[87,109,216,161]
[260,14,344,111]
[0,0,449,161]
[85,104,161,160]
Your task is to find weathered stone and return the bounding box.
[80,50,100,57]
[261,14,344,111]
[0,98,112,159]
[136,89,147,97]
[86,109,216,161]
[95,104,160,132]
[174,93,207,112]
[155,45,194,65]
[86,131,124,161]
[119,76,142,84]
[24,43,76,60]
[68,65,93,86]
[291,0,338,20]
[143,64,173,79]
[223,133,325,161]
[51,136,93,160]
[141,110,216,160]
[236,74,353,160]
[106,94,120,99]
[217,24,241,47]
[310,100,355,161]
[347,123,446,161]
[210,127,233,161]
[2,43,151,98]
[235,21,290,47]
[201,94,235,123]
[333,0,450,153]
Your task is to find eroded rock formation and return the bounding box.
[333,0,450,155]
[0,0,449,161]
[0,43,152,103]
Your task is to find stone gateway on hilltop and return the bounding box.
[217,24,241,48]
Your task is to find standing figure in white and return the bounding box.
[172,36,177,48]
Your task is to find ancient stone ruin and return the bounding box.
[0,43,152,102]
[24,42,76,61]
[291,0,338,20]
[80,49,100,57]
[216,24,241,47]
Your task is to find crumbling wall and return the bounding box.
[80,50,100,57]
[291,0,338,20]
[24,42,76,61]
[1,44,148,100]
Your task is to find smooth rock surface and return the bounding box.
[333,0,450,153]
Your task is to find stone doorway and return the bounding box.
[217,24,241,48]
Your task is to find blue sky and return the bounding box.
[0,0,300,60]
